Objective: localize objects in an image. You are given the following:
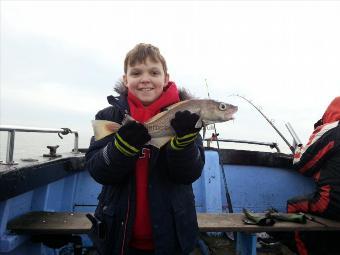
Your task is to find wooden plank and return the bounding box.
[7,211,340,235]
[197,213,340,232]
[7,211,92,235]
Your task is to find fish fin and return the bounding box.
[162,100,188,111]
[149,136,172,149]
[146,111,169,124]
[91,120,121,141]
[146,100,190,124]
[194,117,203,129]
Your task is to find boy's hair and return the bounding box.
[124,43,167,74]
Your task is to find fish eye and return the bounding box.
[219,103,227,111]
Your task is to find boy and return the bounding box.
[85,43,205,255]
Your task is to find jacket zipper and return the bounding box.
[120,190,131,255]
[111,96,131,255]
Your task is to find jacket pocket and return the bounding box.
[172,188,198,253]
[173,206,198,253]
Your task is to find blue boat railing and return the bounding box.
[0,125,79,165]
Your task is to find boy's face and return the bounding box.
[123,57,169,106]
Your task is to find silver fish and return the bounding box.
[92,99,238,148]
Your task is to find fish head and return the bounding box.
[201,100,238,124]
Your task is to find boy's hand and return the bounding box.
[114,121,151,157]
[170,111,201,150]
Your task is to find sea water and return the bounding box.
[0,132,92,162]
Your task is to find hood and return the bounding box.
[113,79,195,101]
[322,96,340,124]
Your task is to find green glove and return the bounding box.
[170,111,201,150]
[243,208,275,226]
[268,212,306,224]
[114,121,151,157]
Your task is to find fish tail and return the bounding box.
[92,120,121,141]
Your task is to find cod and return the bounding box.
[92,99,238,148]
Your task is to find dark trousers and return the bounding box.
[285,194,340,255]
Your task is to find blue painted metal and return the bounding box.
[196,238,211,255]
[73,171,101,212]
[0,176,86,254]
[31,186,49,210]
[194,151,223,213]
[223,164,315,213]
[236,232,257,255]
[0,195,35,253]
[0,150,316,254]
[0,241,53,255]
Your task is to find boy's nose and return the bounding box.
[140,74,151,83]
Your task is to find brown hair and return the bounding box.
[124,43,168,74]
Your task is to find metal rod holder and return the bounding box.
[285,122,302,149]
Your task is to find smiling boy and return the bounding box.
[123,48,169,106]
[86,43,205,255]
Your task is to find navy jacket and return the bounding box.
[85,95,205,255]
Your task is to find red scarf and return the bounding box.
[127,82,180,250]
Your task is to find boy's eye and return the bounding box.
[151,71,160,76]
[130,71,140,76]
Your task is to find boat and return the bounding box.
[0,122,315,255]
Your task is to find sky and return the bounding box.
[1,1,339,154]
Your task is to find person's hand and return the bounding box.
[114,121,151,156]
[170,110,201,150]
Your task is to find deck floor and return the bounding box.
[194,234,296,255]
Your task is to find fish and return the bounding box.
[92,99,238,148]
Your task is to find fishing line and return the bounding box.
[204,79,234,214]
[229,94,294,153]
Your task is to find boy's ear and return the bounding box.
[123,75,128,87]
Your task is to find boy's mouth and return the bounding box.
[138,88,154,91]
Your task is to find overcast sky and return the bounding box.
[1,1,339,153]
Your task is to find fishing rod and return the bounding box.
[205,79,234,214]
[230,94,295,153]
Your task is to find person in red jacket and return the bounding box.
[86,43,205,255]
[287,96,340,255]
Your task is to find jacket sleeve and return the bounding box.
[293,123,339,177]
[165,134,205,184]
[85,108,138,185]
